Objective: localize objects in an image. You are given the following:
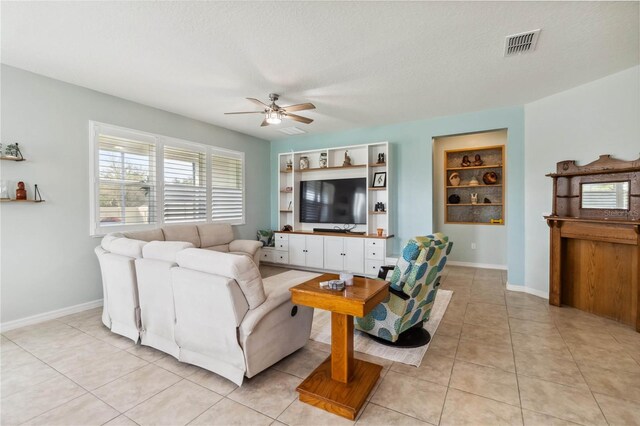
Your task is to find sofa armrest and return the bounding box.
[239,286,292,337]
[229,239,262,256]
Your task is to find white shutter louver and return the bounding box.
[163,145,207,223]
[211,152,244,224]
[98,134,156,227]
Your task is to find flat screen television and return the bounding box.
[299,178,367,224]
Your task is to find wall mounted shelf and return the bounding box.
[368,187,386,191]
[446,184,502,189]
[0,199,45,203]
[446,164,502,171]
[299,164,366,173]
[369,163,386,167]
[447,203,503,206]
[0,156,26,162]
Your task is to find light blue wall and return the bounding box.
[270,107,525,285]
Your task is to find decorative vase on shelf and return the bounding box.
[319,152,328,168]
[483,172,498,185]
[469,176,479,186]
[299,156,309,170]
[16,181,27,200]
[449,172,461,187]
[470,193,478,205]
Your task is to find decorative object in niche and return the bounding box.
[484,197,491,204]
[461,155,471,167]
[376,228,384,237]
[286,159,293,171]
[16,181,26,200]
[281,224,293,232]
[343,150,352,166]
[473,154,483,166]
[0,180,9,199]
[469,176,479,186]
[470,193,478,205]
[449,172,461,187]
[284,186,293,192]
[377,153,385,164]
[483,171,498,185]
[319,152,328,168]
[372,172,387,188]
[448,194,461,204]
[299,156,310,170]
[4,143,23,160]
[490,218,503,224]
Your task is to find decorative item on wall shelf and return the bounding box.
[300,156,310,170]
[484,197,492,204]
[281,224,293,232]
[3,143,24,161]
[448,172,461,187]
[473,154,483,166]
[468,176,479,186]
[343,150,352,166]
[286,159,293,171]
[376,228,384,237]
[377,153,385,164]
[490,218,503,224]
[482,171,498,185]
[448,194,461,204]
[284,186,292,192]
[373,202,386,212]
[16,181,27,200]
[470,193,478,205]
[287,201,292,211]
[372,172,387,188]
[0,180,9,199]
[319,152,328,168]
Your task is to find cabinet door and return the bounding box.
[305,236,325,269]
[324,237,344,271]
[288,235,306,266]
[344,238,365,274]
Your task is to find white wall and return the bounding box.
[524,66,640,294]
[433,130,508,268]
[0,65,270,324]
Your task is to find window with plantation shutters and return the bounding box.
[90,122,246,235]
[163,145,207,223]
[95,131,157,232]
[211,151,244,224]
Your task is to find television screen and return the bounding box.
[300,178,367,224]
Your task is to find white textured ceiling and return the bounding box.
[2,1,638,139]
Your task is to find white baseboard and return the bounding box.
[447,260,507,270]
[506,282,549,299]
[0,299,104,332]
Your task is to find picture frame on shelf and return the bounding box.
[372,172,387,188]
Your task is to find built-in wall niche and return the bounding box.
[444,145,505,225]
[277,142,390,237]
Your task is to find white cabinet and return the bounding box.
[365,239,387,276]
[259,247,288,264]
[324,237,364,274]
[289,234,324,268]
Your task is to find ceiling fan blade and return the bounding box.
[260,118,270,127]
[247,98,270,108]
[224,111,263,114]
[282,102,316,112]
[284,113,313,124]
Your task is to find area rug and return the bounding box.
[309,289,453,367]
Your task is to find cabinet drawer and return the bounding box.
[365,260,384,276]
[260,249,275,263]
[274,252,289,264]
[275,240,289,251]
[366,239,384,248]
[276,233,289,242]
[366,246,384,260]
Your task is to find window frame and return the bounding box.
[89,121,246,236]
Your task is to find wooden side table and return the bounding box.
[289,273,389,420]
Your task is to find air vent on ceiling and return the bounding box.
[504,29,540,57]
[277,126,307,135]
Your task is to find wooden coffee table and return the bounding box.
[289,273,390,420]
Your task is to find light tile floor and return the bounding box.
[2,266,640,425]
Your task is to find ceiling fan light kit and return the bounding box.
[225,93,316,128]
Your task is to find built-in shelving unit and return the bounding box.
[277,142,390,236]
[445,145,505,225]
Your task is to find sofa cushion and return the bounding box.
[197,224,233,248]
[163,224,201,248]
[142,241,194,262]
[176,248,266,309]
[101,233,124,251]
[109,237,147,259]
[124,228,165,242]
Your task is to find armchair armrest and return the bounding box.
[229,239,262,256]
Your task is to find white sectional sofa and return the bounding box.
[95,223,320,385]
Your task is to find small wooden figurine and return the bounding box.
[473,154,483,166]
[16,181,27,200]
[461,155,471,167]
[343,150,352,166]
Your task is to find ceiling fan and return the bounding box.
[225,93,315,127]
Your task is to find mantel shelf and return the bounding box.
[546,166,640,178]
[446,164,502,171]
[446,184,502,189]
[0,199,44,203]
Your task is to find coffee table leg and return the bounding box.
[331,312,354,383]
